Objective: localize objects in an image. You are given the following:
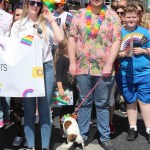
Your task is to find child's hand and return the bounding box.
[58,88,64,97]
[119,51,132,57]
[133,47,145,55]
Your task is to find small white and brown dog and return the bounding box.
[60,114,85,150]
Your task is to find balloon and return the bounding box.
[42,0,55,12]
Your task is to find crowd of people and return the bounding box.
[0,0,150,150]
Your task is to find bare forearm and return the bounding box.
[68,37,76,64]
[142,48,150,55]
[57,82,63,90]
[49,20,64,42]
[107,40,121,65]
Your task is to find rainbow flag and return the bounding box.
[20,35,34,46]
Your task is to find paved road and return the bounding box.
[0,108,150,150]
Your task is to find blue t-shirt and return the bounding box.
[119,26,150,77]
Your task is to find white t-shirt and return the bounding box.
[10,17,54,63]
[53,11,73,31]
[0,9,13,34]
[0,27,4,36]
[53,11,73,45]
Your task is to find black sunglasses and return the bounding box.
[116,11,124,15]
[29,1,43,7]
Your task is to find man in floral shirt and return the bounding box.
[68,0,121,149]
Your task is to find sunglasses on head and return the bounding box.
[29,1,43,7]
[116,11,124,15]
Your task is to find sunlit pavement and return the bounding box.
[1,108,150,150]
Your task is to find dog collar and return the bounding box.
[60,114,77,124]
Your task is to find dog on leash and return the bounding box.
[60,114,85,150]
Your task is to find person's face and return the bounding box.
[0,0,4,10]
[90,0,104,7]
[14,8,22,21]
[28,0,43,15]
[116,8,124,20]
[123,12,139,30]
[137,6,143,19]
[55,3,64,14]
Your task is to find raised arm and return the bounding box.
[43,7,64,42]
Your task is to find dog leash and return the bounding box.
[74,76,103,114]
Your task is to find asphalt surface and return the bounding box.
[0,108,150,150]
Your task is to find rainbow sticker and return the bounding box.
[23,89,34,97]
[32,67,44,78]
[20,35,34,46]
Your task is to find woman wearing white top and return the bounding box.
[10,0,64,149]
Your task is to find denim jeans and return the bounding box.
[23,61,54,149]
[0,97,11,122]
[76,75,115,142]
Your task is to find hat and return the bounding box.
[55,0,65,4]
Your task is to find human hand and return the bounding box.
[58,88,64,97]
[62,23,67,31]
[133,47,145,55]
[42,7,55,23]
[102,63,112,78]
[69,63,77,76]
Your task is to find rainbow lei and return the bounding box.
[86,5,107,38]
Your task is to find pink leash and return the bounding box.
[74,76,103,114]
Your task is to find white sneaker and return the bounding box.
[12,136,23,146]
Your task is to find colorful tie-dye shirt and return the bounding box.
[69,8,121,76]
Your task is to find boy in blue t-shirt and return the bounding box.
[117,5,150,143]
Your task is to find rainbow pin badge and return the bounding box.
[20,35,34,46]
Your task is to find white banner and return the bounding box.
[0,35,45,97]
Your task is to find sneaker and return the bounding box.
[110,124,115,134]
[126,128,138,141]
[12,136,23,146]
[4,119,10,126]
[101,140,116,150]
[0,121,4,128]
[146,133,150,144]
[24,139,28,147]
